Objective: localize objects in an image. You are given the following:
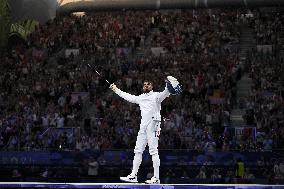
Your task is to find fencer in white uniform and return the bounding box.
[110,80,172,184]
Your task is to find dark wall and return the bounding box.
[9,0,58,23]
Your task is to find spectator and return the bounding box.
[88,157,99,177]
[235,158,245,178]
[12,169,22,178]
[211,169,222,183]
[196,166,207,179]
[41,168,49,178]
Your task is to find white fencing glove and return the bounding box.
[110,83,118,92]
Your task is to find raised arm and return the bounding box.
[157,76,182,102]
[110,84,139,104]
[156,87,170,103]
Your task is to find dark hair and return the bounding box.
[143,80,153,85]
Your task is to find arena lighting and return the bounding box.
[72,11,86,16]
[58,0,284,15]
[58,0,92,6]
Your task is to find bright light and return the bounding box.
[58,0,93,6]
[72,12,86,17]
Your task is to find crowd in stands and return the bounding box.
[251,11,284,46]
[28,12,152,55]
[0,47,87,150]
[0,11,157,151]
[0,8,284,183]
[150,11,240,54]
[72,10,243,152]
[240,52,284,151]
[0,10,236,152]
[239,10,284,152]
[1,9,284,152]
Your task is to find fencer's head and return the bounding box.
[143,80,153,93]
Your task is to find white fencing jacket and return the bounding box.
[115,88,170,125]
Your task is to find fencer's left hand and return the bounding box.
[165,76,182,95]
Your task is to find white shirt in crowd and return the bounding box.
[88,160,99,176]
[42,115,49,127]
[56,116,65,128]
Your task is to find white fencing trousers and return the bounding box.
[131,152,160,178]
[131,152,142,176]
[152,153,160,178]
[131,120,161,177]
[134,120,161,155]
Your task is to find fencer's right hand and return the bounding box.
[110,83,118,92]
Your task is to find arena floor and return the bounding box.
[0,182,283,189]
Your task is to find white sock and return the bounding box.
[152,154,160,179]
[131,153,142,176]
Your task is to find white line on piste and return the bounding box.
[0,182,284,187]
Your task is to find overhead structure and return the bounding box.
[10,19,39,41]
[57,0,284,15]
